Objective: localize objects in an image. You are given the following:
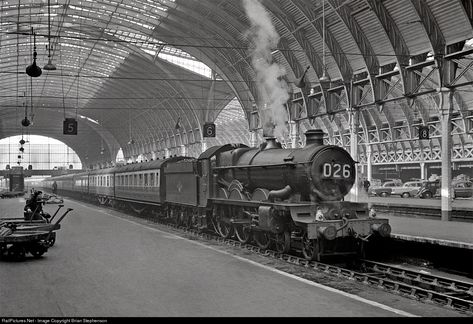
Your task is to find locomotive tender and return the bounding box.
[43,129,390,261]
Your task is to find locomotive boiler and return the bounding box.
[218,129,355,202]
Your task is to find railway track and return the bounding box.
[152,219,473,315]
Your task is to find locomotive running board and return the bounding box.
[210,198,309,209]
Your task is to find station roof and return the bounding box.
[0,0,472,166]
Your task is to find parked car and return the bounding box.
[369,180,423,198]
[417,180,440,199]
[417,180,473,199]
[393,181,424,198]
[368,181,396,197]
[452,180,473,198]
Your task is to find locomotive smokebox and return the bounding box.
[305,129,325,146]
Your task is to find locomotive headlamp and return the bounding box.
[318,225,337,240]
[371,223,391,238]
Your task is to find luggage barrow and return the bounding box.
[0,208,73,260]
[1,205,66,247]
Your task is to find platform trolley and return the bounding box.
[0,207,73,260]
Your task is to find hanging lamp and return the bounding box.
[44,0,56,70]
[26,28,42,77]
[319,0,330,83]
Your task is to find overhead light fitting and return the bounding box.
[21,116,31,127]
[44,0,56,71]
[319,0,331,84]
[26,29,42,78]
[295,66,310,89]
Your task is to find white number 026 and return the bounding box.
[322,163,351,178]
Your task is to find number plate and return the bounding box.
[321,163,351,179]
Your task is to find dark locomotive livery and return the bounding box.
[43,130,391,261]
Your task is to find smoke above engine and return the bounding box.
[243,0,290,139]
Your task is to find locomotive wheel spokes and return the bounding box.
[302,234,320,261]
[216,220,234,239]
[234,225,252,244]
[274,231,291,254]
[254,231,271,250]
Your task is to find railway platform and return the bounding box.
[361,197,473,250]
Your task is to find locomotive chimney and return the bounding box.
[305,129,325,146]
[263,137,281,150]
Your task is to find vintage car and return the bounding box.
[452,180,473,198]
[417,180,440,199]
[417,179,473,199]
[368,180,422,198]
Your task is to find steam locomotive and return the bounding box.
[43,129,390,261]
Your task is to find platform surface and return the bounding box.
[357,196,473,249]
[380,214,473,249]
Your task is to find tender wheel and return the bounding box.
[234,225,252,244]
[401,192,410,198]
[302,234,320,261]
[216,220,234,239]
[274,231,291,254]
[254,232,271,250]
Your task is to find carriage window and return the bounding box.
[107,176,110,187]
[144,174,148,186]
[150,173,154,187]
[134,174,137,186]
[139,173,143,186]
[156,172,160,187]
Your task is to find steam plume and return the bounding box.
[243,0,290,139]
